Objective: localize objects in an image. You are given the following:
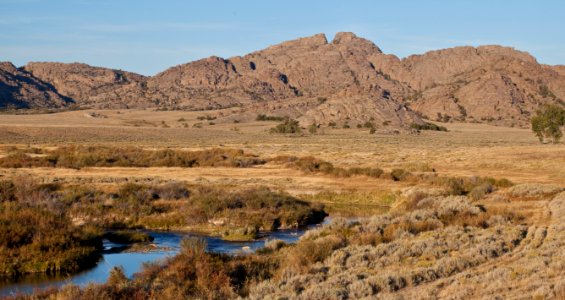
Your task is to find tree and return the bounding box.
[531,104,565,144]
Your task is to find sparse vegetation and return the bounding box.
[270,155,384,180]
[0,110,563,299]
[28,188,552,299]
[410,122,448,132]
[269,118,302,134]
[0,178,326,243]
[103,231,154,244]
[539,85,556,99]
[307,123,318,134]
[256,114,285,121]
[0,180,103,277]
[197,115,217,121]
[0,146,265,169]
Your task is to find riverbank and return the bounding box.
[0,179,327,282]
[0,223,325,297]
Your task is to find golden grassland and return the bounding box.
[0,109,563,185]
[1,109,565,299]
[0,109,564,217]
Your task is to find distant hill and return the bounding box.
[0,62,72,109]
[2,32,564,128]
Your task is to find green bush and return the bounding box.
[104,231,154,244]
[269,118,302,134]
[256,114,285,121]
[410,122,448,132]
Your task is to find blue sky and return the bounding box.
[1,0,564,75]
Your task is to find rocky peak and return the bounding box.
[333,32,383,53]
[264,33,328,52]
[332,32,357,43]
[476,45,538,64]
[0,62,17,73]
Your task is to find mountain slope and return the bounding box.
[145,32,417,126]
[0,62,71,109]
[370,46,565,125]
[1,32,564,127]
[24,62,148,109]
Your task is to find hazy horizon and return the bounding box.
[1,0,564,75]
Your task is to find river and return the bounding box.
[0,224,323,297]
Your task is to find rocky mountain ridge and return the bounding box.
[2,32,564,127]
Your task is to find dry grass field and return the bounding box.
[1,109,563,186]
[1,109,564,299]
[0,109,564,217]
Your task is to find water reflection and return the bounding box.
[0,224,323,297]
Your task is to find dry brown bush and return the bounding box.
[0,146,265,169]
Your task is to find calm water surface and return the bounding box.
[0,223,324,297]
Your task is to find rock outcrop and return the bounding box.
[24,62,148,109]
[370,46,565,125]
[0,62,71,109]
[2,32,564,127]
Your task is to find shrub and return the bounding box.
[349,167,384,178]
[438,176,511,197]
[197,115,217,121]
[269,118,302,134]
[308,123,318,134]
[107,266,128,286]
[291,156,335,173]
[104,231,154,244]
[390,169,411,181]
[0,204,103,277]
[270,156,384,180]
[284,235,345,273]
[538,85,556,99]
[410,122,448,132]
[0,147,266,169]
[469,182,494,200]
[189,186,327,230]
[256,114,285,121]
[0,180,16,202]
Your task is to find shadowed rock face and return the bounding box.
[0,62,72,109]
[2,32,564,127]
